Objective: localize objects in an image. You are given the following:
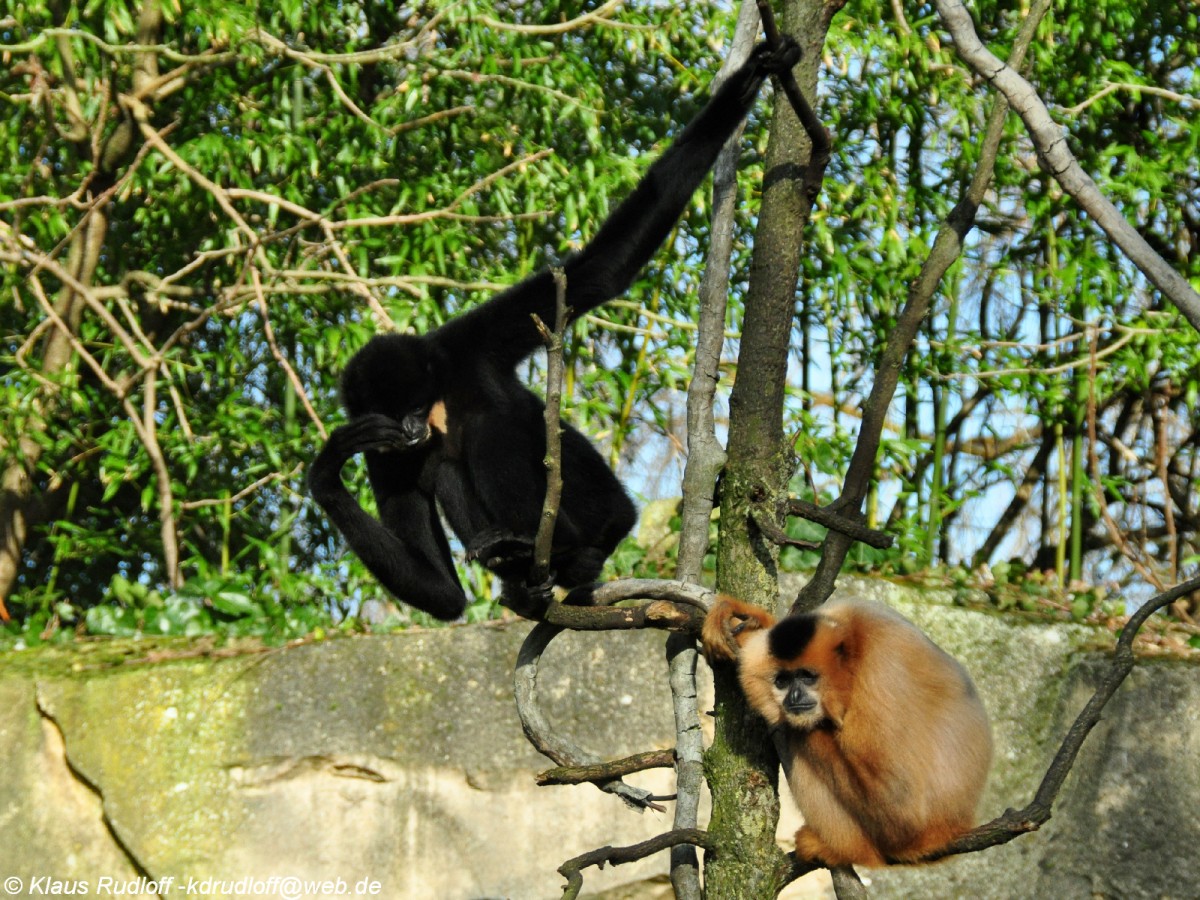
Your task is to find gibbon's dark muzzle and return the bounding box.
[400,415,430,446]
[784,688,817,715]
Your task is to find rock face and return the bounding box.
[1,578,1197,899]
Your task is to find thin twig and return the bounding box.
[1057,79,1200,117]
[536,749,676,786]
[791,0,1050,615]
[1085,331,1165,590]
[934,0,1200,332]
[752,510,821,550]
[251,268,329,440]
[179,467,299,511]
[479,0,630,34]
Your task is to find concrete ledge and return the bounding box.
[1,577,1196,899]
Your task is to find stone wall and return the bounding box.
[1,577,1197,899]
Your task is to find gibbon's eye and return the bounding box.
[796,668,818,685]
[774,672,791,690]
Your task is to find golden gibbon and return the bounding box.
[702,595,992,867]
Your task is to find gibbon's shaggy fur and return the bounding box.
[702,595,992,867]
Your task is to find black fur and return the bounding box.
[309,40,802,620]
[768,614,819,662]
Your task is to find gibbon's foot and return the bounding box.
[700,595,774,663]
[793,818,882,869]
[499,575,555,619]
[793,826,867,868]
[465,529,536,580]
[760,35,802,75]
[561,582,601,606]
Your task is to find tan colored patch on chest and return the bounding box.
[428,400,448,434]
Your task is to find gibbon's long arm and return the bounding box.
[309,420,469,620]
[441,39,800,369]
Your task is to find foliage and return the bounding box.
[787,0,1200,599]
[1,0,1197,637]
[0,0,743,630]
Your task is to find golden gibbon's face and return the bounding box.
[768,664,825,729]
[740,631,835,732]
[740,612,845,733]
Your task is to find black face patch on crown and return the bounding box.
[768,613,819,662]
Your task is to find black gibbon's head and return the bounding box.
[740,612,851,731]
[341,334,444,447]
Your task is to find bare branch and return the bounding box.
[1085,334,1167,590]
[531,269,569,586]
[934,0,1200,333]
[1056,79,1200,117]
[389,104,476,137]
[787,499,893,549]
[179,468,298,512]
[2,27,237,65]
[122,95,259,245]
[513,622,662,810]
[27,276,181,587]
[557,829,715,900]
[252,13,451,66]
[540,597,704,634]
[829,867,869,900]
[140,368,182,588]
[480,0,639,35]
[439,69,596,110]
[255,32,388,132]
[536,749,675,786]
[671,7,761,894]
[677,0,759,583]
[580,578,715,612]
[752,510,820,550]
[251,268,329,441]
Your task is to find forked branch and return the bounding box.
[791,0,1050,615]
[557,829,716,900]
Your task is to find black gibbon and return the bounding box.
[702,595,992,867]
[309,40,801,621]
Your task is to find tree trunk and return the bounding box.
[704,0,841,895]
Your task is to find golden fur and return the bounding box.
[702,595,992,867]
